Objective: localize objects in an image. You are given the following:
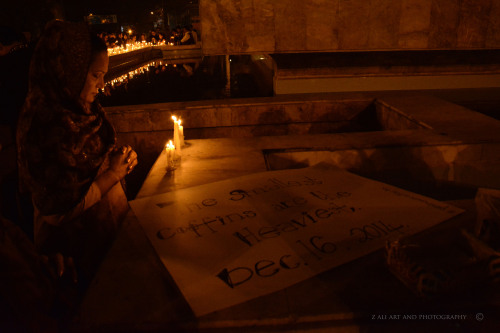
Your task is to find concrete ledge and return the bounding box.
[107,47,161,79]
[274,74,500,94]
[105,91,500,198]
[106,91,500,142]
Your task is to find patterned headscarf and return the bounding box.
[17,20,116,216]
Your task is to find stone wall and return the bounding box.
[106,95,378,139]
[107,92,500,198]
[200,0,500,55]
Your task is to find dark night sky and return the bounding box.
[1,0,196,37]
[65,0,160,19]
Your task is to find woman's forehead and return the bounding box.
[90,52,109,71]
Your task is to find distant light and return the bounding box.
[128,29,132,35]
[151,11,154,15]
[89,13,93,16]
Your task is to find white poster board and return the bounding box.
[130,164,463,317]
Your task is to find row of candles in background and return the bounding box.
[105,60,177,88]
[165,115,184,171]
[106,62,152,87]
[107,40,176,56]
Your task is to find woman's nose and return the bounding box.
[97,76,105,89]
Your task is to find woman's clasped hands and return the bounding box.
[109,145,138,180]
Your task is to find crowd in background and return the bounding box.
[97,24,199,48]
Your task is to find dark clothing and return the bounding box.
[0,215,76,332]
[0,41,33,238]
[0,44,32,137]
[18,20,115,216]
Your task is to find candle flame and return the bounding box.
[166,140,175,149]
[171,115,182,125]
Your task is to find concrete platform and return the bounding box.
[75,92,500,331]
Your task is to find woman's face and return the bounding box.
[80,51,109,107]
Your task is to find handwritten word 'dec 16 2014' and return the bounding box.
[216,235,337,288]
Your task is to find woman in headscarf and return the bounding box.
[17,20,138,283]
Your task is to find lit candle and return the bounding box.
[171,115,182,158]
[165,140,175,171]
[178,119,185,147]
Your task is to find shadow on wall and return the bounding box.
[251,107,292,137]
[264,145,477,201]
[249,101,382,137]
[308,102,383,134]
[350,148,476,201]
[117,132,171,200]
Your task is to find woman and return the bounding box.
[17,20,138,283]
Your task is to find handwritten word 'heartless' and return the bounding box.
[233,201,354,247]
[216,235,336,288]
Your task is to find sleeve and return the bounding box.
[181,32,189,43]
[36,182,102,227]
[0,216,53,324]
